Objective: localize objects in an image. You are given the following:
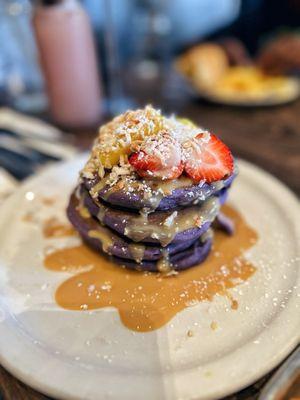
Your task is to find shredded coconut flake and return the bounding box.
[80,105,208,182]
[163,211,178,227]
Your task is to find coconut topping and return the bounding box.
[81,105,208,184]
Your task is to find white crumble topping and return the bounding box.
[80,105,209,184]
[165,114,208,142]
[163,211,178,227]
[105,163,134,187]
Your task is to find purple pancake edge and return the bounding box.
[111,238,212,272]
[81,185,214,244]
[83,169,236,211]
[67,194,208,263]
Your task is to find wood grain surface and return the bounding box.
[0,89,299,399]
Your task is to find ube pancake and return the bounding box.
[83,170,236,212]
[67,194,202,263]
[214,211,235,235]
[80,185,221,246]
[80,106,236,212]
[110,237,212,272]
[67,106,237,272]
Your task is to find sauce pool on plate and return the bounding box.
[44,205,258,332]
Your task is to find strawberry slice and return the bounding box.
[183,133,234,183]
[129,133,183,180]
[129,151,161,173]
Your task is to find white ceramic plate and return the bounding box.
[199,83,300,108]
[188,77,300,107]
[0,157,299,400]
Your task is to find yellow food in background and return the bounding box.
[176,44,229,89]
[212,66,296,100]
[177,44,299,104]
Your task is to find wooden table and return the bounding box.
[179,100,300,195]
[0,88,299,399]
[125,73,300,195]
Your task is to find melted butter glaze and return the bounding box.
[89,174,198,212]
[87,227,147,263]
[124,197,219,246]
[157,249,171,272]
[92,194,220,247]
[91,174,194,201]
[86,163,237,214]
[128,243,146,263]
[44,205,257,332]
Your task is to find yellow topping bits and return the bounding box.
[81,105,203,180]
[82,106,164,174]
[176,117,197,128]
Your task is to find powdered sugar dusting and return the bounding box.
[165,114,208,143]
[81,105,208,181]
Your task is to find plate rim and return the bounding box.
[180,73,300,107]
[199,81,300,107]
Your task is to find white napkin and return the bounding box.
[0,108,78,201]
[0,108,76,160]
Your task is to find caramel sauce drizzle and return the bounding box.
[43,217,76,238]
[44,205,258,332]
[41,197,56,206]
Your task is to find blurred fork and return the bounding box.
[0,108,77,180]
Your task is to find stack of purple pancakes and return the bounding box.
[67,106,236,272]
[67,172,236,272]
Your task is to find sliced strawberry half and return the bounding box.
[183,133,234,183]
[129,151,161,172]
[129,133,183,180]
